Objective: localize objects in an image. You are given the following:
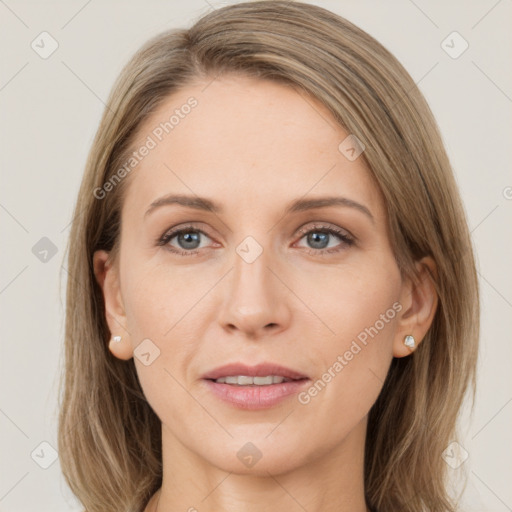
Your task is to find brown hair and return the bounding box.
[58,1,479,511]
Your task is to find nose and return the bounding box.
[217,245,291,339]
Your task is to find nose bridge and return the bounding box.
[218,234,289,336]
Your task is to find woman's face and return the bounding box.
[96,75,420,474]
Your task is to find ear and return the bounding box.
[393,256,438,358]
[93,250,133,360]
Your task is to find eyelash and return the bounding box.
[156,223,355,257]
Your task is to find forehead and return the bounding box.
[121,75,384,222]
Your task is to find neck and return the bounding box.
[149,417,370,512]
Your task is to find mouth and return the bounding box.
[211,375,296,385]
[201,363,310,410]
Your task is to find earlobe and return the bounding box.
[107,334,133,361]
[93,250,133,361]
[393,256,439,358]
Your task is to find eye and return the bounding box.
[295,223,354,255]
[157,225,214,257]
[156,222,355,257]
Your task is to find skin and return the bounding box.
[93,75,438,512]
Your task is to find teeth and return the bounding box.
[214,375,291,385]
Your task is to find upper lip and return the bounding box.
[201,362,309,381]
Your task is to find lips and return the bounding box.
[201,362,309,381]
[201,362,310,410]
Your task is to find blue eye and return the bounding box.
[157,226,211,256]
[295,224,354,255]
[157,223,354,257]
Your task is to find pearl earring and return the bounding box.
[112,335,122,343]
[404,335,415,349]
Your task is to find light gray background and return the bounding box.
[1,1,511,510]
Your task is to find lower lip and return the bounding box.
[203,379,310,410]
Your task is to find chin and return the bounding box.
[196,436,312,477]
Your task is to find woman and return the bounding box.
[58,2,479,511]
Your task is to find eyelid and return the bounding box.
[157,220,356,256]
[156,222,215,246]
[295,222,354,239]
[158,221,211,238]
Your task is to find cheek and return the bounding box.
[120,262,205,384]
[121,258,183,337]
[296,255,401,346]
[294,260,400,413]
[119,265,193,420]
[122,249,402,365]
[122,247,400,371]
[123,283,166,339]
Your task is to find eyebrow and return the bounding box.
[144,193,374,223]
